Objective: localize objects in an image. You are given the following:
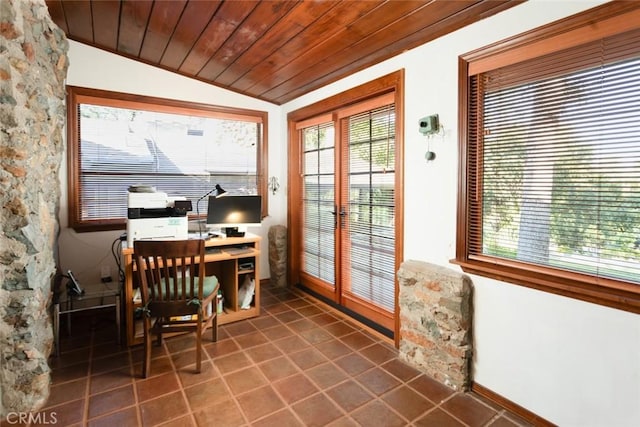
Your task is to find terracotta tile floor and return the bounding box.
[37,283,532,427]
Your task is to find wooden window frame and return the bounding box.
[453,2,640,314]
[66,86,268,232]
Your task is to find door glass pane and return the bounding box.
[301,124,336,285]
[345,105,396,311]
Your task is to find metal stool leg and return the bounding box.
[115,295,121,345]
[53,303,60,357]
[66,297,73,337]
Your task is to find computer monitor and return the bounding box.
[206,195,262,237]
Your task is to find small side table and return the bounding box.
[53,288,121,356]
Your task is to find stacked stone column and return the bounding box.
[0,0,68,416]
[268,225,287,288]
[398,260,473,391]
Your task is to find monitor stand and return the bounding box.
[224,227,245,238]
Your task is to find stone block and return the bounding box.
[268,225,287,287]
[398,260,473,391]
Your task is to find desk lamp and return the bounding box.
[196,184,226,237]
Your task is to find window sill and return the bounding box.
[70,221,125,233]
[450,257,640,315]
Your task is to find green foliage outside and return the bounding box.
[480,58,640,283]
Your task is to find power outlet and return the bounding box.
[100,265,112,282]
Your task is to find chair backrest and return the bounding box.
[133,239,206,318]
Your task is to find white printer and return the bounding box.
[126,186,191,247]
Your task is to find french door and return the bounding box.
[291,93,400,336]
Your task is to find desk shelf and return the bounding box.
[122,234,261,347]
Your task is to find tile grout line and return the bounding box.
[81,329,95,426]
[129,345,143,427]
[222,299,342,425]
[212,331,256,426]
[229,312,312,425]
[182,336,213,427]
[244,306,393,425]
[283,298,398,424]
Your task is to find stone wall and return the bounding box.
[0,0,68,416]
[268,225,287,287]
[398,260,473,391]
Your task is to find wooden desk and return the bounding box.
[122,234,261,347]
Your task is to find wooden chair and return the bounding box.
[133,239,219,378]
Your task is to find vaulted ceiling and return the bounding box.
[45,0,522,105]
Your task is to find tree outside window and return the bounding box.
[455,9,640,313]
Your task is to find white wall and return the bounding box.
[282,1,639,426]
[59,41,287,287]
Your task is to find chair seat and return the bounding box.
[151,275,219,300]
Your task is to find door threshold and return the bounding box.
[295,283,394,340]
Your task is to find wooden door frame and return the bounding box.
[287,70,405,346]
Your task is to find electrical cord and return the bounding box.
[111,237,125,288]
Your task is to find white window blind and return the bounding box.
[342,105,396,311]
[76,104,261,225]
[468,28,640,285]
[301,122,336,284]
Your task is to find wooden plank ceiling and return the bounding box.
[45,0,521,105]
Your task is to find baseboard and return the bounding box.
[472,382,556,426]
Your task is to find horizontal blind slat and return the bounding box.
[468,27,640,285]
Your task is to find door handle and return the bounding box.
[330,206,347,229]
[330,205,338,229]
[338,207,347,229]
